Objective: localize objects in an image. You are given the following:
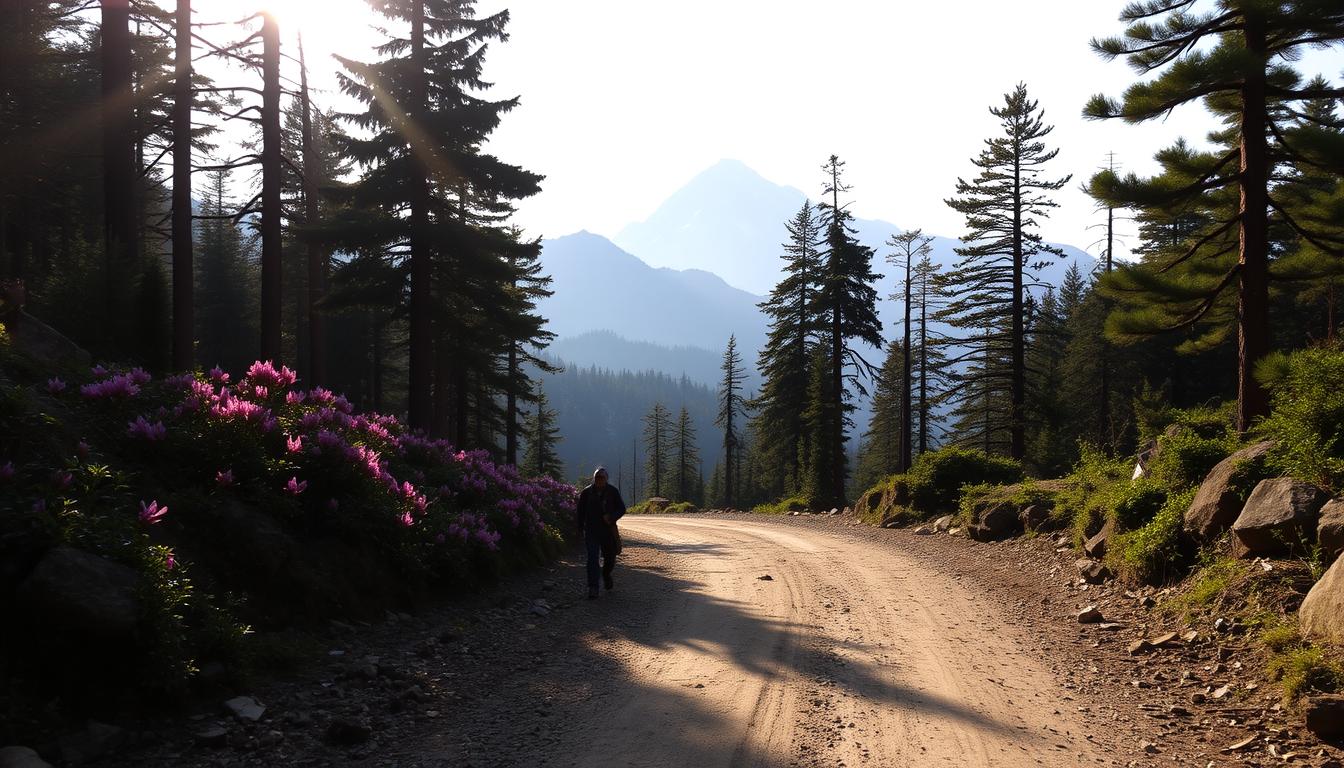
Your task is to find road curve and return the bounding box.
[569,516,1101,767]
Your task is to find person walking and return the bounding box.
[575,466,626,599]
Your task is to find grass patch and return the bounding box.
[1268,645,1344,704]
[1108,488,1194,585]
[752,495,809,516]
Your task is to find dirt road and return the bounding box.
[488,516,1106,768]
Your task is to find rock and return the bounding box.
[933,515,955,533]
[829,508,839,516]
[1305,695,1344,740]
[1077,606,1105,624]
[1301,553,1344,644]
[16,547,141,642]
[1141,741,1159,754]
[324,717,371,746]
[1019,504,1051,532]
[1231,478,1328,557]
[881,520,899,529]
[193,725,229,748]
[913,525,932,535]
[0,746,53,768]
[1076,559,1111,584]
[224,695,266,722]
[967,499,1021,542]
[1128,639,1153,655]
[1190,692,1207,705]
[1084,519,1113,560]
[1211,684,1232,700]
[1184,441,1275,540]
[1318,499,1344,563]
[644,497,671,514]
[6,310,91,369]
[757,574,773,581]
[1148,631,1179,646]
[56,722,124,766]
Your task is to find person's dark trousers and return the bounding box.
[584,528,617,591]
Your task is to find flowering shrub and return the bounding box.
[1,356,576,709]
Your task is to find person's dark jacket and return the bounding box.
[575,484,626,535]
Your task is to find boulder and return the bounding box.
[968,505,1019,542]
[1300,553,1344,645]
[0,746,53,768]
[1304,694,1344,740]
[1230,478,1327,558]
[1019,504,1052,532]
[1318,498,1344,563]
[932,515,955,533]
[5,310,92,369]
[16,547,140,642]
[1084,519,1114,560]
[1076,558,1111,584]
[1184,441,1274,540]
[644,497,671,514]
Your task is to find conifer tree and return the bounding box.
[1085,0,1344,431]
[855,337,905,491]
[643,402,672,499]
[753,202,824,497]
[522,389,563,480]
[799,344,838,507]
[886,229,933,472]
[195,167,259,373]
[1025,288,1072,475]
[942,83,1070,459]
[671,406,700,503]
[815,155,883,505]
[913,254,952,454]
[716,335,746,507]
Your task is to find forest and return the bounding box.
[3,0,1344,749]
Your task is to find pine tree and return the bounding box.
[815,155,884,506]
[671,406,700,503]
[752,202,824,498]
[885,229,933,472]
[643,402,672,499]
[716,335,746,507]
[798,344,838,507]
[1024,288,1072,475]
[522,389,563,480]
[941,83,1071,459]
[1085,0,1344,431]
[912,254,952,454]
[855,337,905,491]
[195,167,259,373]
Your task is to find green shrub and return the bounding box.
[1149,427,1236,490]
[1056,445,1131,544]
[1109,488,1193,585]
[752,495,809,515]
[1268,646,1344,703]
[906,447,1024,515]
[1111,477,1170,530]
[1258,345,1344,490]
[664,501,698,514]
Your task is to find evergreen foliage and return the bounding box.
[522,388,563,480]
[716,335,746,506]
[642,402,672,499]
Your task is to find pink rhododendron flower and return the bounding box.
[139,500,168,524]
[128,367,151,385]
[165,552,176,570]
[91,365,108,377]
[208,366,230,385]
[399,510,414,527]
[127,415,167,441]
[215,469,235,488]
[286,434,303,454]
[81,374,140,399]
[285,476,307,495]
[286,390,307,405]
[245,360,297,391]
[46,377,66,393]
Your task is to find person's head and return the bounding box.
[592,466,609,488]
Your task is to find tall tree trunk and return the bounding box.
[1009,153,1025,460]
[406,0,433,430]
[171,0,193,371]
[298,33,327,385]
[1236,12,1270,433]
[918,277,929,455]
[828,176,845,506]
[101,0,137,350]
[1099,204,1114,454]
[900,251,913,472]
[259,11,282,361]
[506,342,519,465]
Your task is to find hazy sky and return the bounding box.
[201,0,1344,259]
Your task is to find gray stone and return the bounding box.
[967,501,1020,542]
[1184,441,1274,540]
[0,746,53,768]
[1077,606,1105,624]
[912,525,932,535]
[1231,478,1327,557]
[193,726,228,748]
[1084,519,1113,560]
[17,547,140,642]
[1318,498,1344,563]
[6,311,91,369]
[932,515,955,533]
[1301,553,1344,645]
[1075,559,1111,584]
[1304,695,1344,740]
[224,695,266,722]
[1019,504,1051,532]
